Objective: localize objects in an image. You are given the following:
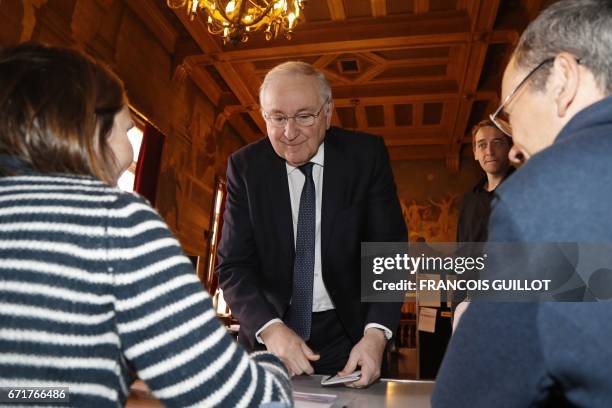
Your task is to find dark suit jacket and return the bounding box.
[433,96,612,407]
[216,127,407,350]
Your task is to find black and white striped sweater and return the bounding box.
[0,173,292,407]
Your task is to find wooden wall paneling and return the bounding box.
[124,0,178,53]
[31,0,74,44]
[0,0,27,45]
[370,0,387,18]
[327,0,346,20]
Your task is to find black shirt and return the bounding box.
[456,168,514,242]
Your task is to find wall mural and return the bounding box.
[156,141,188,233]
[400,194,460,242]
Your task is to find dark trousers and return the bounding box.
[306,310,353,375]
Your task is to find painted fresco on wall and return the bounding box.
[157,140,189,233]
[400,194,460,242]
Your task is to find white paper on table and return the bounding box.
[418,306,437,333]
[293,391,337,408]
[418,273,441,307]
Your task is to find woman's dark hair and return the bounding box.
[0,42,126,182]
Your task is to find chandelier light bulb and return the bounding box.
[167,0,305,44]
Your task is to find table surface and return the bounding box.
[127,376,435,408]
[292,375,435,408]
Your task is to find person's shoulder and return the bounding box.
[325,127,386,161]
[230,136,273,162]
[4,173,122,201]
[327,127,383,147]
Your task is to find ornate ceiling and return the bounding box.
[139,0,553,170]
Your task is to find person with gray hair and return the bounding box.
[433,1,612,406]
[217,61,407,386]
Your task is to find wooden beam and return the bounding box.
[474,0,501,32]
[226,112,261,144]
[369,125,449,139]
[334,94,458,106]
[384,137,449,147]
[125,0,178,53]
[414,0,429,15]
[355,104,368,128]
[413,103,424,126]
[313,54,339,69]
[523,0,544,21]
[327,0,346,21]
[173,35,204,74]
[383,104,394,128]
[370,0,387,18]
[183,58,223,106]
[354,64,387,84]
[388,145,448,161]
[489,29,519,45]
[216,33,470,62]
[331,109,342,127]
[213,12,471,62]
[332,80,459,100]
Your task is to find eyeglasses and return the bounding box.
[262,99,329,128]
[489,58,555,137]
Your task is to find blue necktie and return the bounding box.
[288,162,315,340]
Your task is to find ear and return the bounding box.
[551,53,580,118]
[508,145,528,166]
[325,99,334,129]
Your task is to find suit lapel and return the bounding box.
[321,130,346,260]
[264,145,295,261]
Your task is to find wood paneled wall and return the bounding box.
[0,0,242,255]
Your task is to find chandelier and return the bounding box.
[167,0,305,44]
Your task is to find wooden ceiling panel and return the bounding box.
[336,106,358,128]
[334,80,459,100]
[344,0,373,18]
[423,102,444,125]
[429,0,459,12]
[203,65,232,92]
[324,54,375,79]
[239,112,262,135]
[386,0,415,15]
[477,42,514,92]
[465,99,492,133]
[394,104,414,126]
[251,55,321,73]
[374,46,450,61]
[304,0,333,22]
[389,144,448,161]
[365,105,385,127]
[374,64,447,81]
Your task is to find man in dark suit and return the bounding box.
[433,1,612,406]
[216,61,406,385]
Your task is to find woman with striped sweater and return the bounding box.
[0,43,292,407]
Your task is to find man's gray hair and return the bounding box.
[514,0,612,94]
[259,61,332,105]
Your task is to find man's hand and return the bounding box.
[338,328,387,388]
[260,322,320,376]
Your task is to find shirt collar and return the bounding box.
[286,142,325,175]
[555,95,612,144]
